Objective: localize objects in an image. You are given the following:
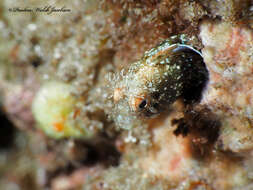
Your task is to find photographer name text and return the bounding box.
[8,6,71,15]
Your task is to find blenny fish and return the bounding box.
[113,35,208,121]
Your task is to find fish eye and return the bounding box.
[138,99,147,109]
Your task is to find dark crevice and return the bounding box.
[172,106,221,159]
[181,47,209,104]
[74,137,121,167]
[45,137,121,188]
[0,109,16,150]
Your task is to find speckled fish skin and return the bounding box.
[119,35,208,117]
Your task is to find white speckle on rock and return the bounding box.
[27,23,37,31]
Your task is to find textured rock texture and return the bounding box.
[0,0,252,190]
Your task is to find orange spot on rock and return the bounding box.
[215,27,246,67]
[189,181,213,190]
[229,28,244,57]
[53,121,64,132]
[169,154,181,171]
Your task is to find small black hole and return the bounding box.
[138,100,147,109]
[31,57,42,68]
